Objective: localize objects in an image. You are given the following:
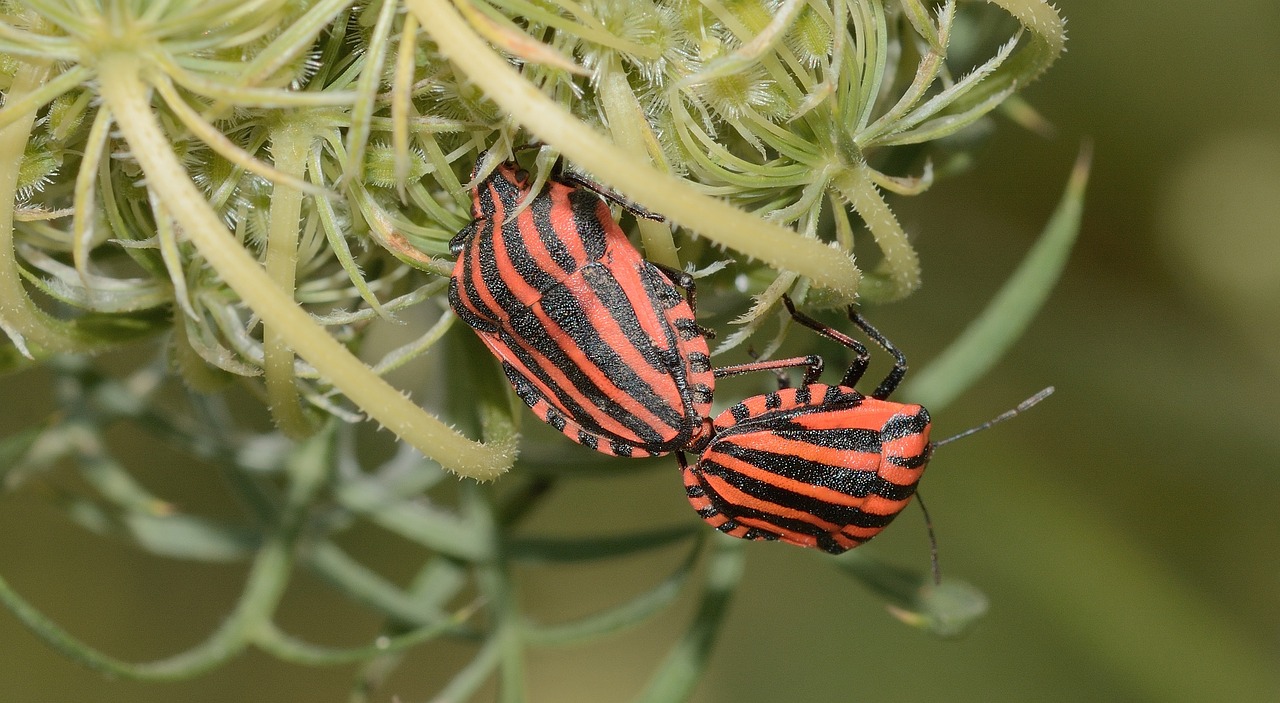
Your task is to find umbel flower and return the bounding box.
[0,1,1075,698]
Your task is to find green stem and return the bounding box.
[0,56,98,355]
[832,162,921,301]
[263,122,316,438]
[94,52,515,480]
[254,606,474,665]
[410,0,862,301]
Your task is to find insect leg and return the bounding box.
[781,295,871,389]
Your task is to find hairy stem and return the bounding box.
[95,52,514,480]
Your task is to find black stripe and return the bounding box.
[500,217,557,294]
[545,406,567,431]
[568,188,608,261]
[703,450,917,523]
[448,278,498,333]
[539,267,686,431]
[772,426,882,453]
[502,358,611,444]
[580,264,668,373]
[742,528,779,542]
[533,187,579,276]
[505,304,671,445]
[765,392,782,410]
[642,262,686,310]
[698,478,834,538]
[610,439,634,457]
[882,407,931,440]
[673,318,699,341]
[473,219,523,321]
[688,352,711,373]
[701,466,901,534]
[886,448,932,469]
[635,263,705,428]
[487,170,525,211]
[474,175,498,218]
[712,439,885,496]
[459,232,492,321]
[449,220,478,255]
[817,534,856,555]
[714,397,862,439]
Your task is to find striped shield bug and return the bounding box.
[448,153,718,458]
[682,295,1051,555]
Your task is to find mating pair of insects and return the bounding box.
[448,154,1046,556]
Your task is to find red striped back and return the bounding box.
[684,384,932,554]
[449,162,714,457]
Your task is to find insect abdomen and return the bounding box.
[686,386,932,554]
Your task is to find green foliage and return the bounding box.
[0,1,1076,701]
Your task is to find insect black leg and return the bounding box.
[559,169,666,222]
[845,309,907,399]
[747,346,793,390]
[651,263,716,340]
[781,295,871,389]
[714,355,825,387]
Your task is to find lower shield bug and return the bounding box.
[682,295,1051,555]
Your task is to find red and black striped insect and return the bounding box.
[448,154,718,457]
[682,296,1050,555]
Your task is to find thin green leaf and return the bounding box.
[905,144,1091,409]
[254,602,477,664]
[305,542,462,627]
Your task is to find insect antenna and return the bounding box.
[933,386,1055,448]
[914,490,942,585]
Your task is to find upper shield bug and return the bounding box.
[448,153,718,458]
[682,295,1052,555]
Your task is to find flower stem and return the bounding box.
[263,122,317,438]
[95,52,514,480]
[410,0,862,301]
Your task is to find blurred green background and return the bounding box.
[2,1,1278,701]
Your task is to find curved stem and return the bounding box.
[832,162,922,302]
[94,52,515,480]
[0,57,100,355]
[410,0,861,301]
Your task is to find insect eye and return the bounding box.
[513,168,530,185]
